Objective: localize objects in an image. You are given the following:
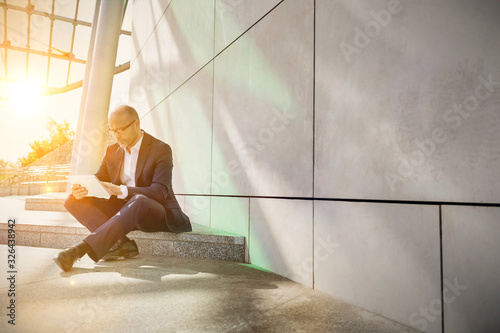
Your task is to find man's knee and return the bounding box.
[130,194,147,201]
[64,194,92,213]
[129,194,150,208]
[64,194,77,212]
[127,195,158,219]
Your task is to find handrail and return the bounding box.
[0,163,71,187]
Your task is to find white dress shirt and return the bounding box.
[117,131,144,199]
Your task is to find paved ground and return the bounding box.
[0,246,418,333]
[0,196,418,332]
[0,195,78,227]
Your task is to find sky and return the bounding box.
[0,71,130,163]
[0,0,132,163]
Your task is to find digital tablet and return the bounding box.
[66,175,112,199]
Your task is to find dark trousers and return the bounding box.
[64,194,170,262]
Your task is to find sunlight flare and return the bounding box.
[8,80,45,113]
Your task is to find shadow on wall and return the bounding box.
[315,0,500,203]
[313,0,500,332]
[133,0,316,288]
[129,0,500,331]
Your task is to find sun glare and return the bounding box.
[8,81,45,113]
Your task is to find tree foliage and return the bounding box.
[0,159,15,182]
[0,159,14,169]
[18,119,75,167]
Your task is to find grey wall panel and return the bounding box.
[211,196,249,238]
[140,63,214,195]
[184,195,211,227]
[211,196,250,261]
[175,193,186,212]
[147,0,172,29]
[442,206,500,333]
[314,201,441,333]
[131,0,173,62]
[166,0,215,92]
[212,0,314,197]
[214,0,282,55]
[249,198,313,287]
[131,0,153,61]
[144,16,172,112]
[315,0,500,203]
[129,49,149,116]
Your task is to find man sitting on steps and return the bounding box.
[53,105,191,272]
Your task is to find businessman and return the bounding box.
[53,105,191,272]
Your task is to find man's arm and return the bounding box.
[104,143,173,203]
[69,146,111,200]
[126,157,171,203]
[95,145,111,182]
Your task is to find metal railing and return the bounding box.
[0,163,70,187]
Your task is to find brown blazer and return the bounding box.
[95,131,191,232]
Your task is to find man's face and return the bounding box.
[108,113,141,149]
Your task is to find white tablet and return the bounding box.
[66,175,112,199]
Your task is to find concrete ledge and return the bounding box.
[0,183,67,197]
[3,194,246,262]
[0,222,245,262]
[25,197,66,211]
[25,192,67,211]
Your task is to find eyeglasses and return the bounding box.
[107,119,137,136]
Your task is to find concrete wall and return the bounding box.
[129,0,500,332]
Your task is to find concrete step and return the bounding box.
[0,183,67,197]
[0,195,245,263]
[0,221,245,262]
[24,192,67,211]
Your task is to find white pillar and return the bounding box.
[69,0,100,177]
[74,0,125,175]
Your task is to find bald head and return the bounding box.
[107,105,142,149]
[109,105,139,123]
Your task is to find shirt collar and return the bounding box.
[127,131,144,154]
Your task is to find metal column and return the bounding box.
[74,0,125,175]
[69,0,100,177]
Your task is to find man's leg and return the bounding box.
[83,194,168,262]
[64,195,126,232]
[54,195,144,272]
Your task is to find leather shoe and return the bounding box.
[102,239,139,261]
[53,247,79,272]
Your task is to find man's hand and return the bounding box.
[71,184,88,200]
[101,182,123,196]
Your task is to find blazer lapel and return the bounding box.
[135,132,151,184]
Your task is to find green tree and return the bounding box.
[0,159,14,169]
[0,159,15,182]
[18,119,75,167]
